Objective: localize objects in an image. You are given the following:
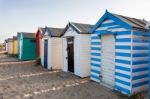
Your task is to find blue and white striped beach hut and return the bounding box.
[90,11,149,96]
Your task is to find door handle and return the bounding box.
[66,57,68,59]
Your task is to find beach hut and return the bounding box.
[12,36,18,55]
[90,11,149,96]
[18,32,37,61]
[8,38,13,55]
[41,27,63,70]
[147,22,150,99]
[36,27,45,58]
[61,22,93,78]
[5,39,8,52]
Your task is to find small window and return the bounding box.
[30,40,36,42]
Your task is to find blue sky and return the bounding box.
[0,0,150,43]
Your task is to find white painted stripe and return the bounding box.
[132,64,148,69]
[132,57,149,61]
[91,39,101,42]
[132,85,148,94]
[116,35,131,39]
[91,66,100,71]
[91,50,101,53]
[133,35,148,40]
[96,25,119,31]
[91,72,100,77]
[91,77,100,82]
[116,82,131,90]
[132,77,148,84]
[116,75,131,82]
[91,34,99,37]
[102,19,114,24]
[115,63,131,68]
[108,28,128,32]
[116,69,131,75]
[133,43,148,46]
[132,71,148,77]
[91,45,101,48]
[116,49,131,53]
[91,61,101,65]
[91,55,100,59]
[116,56,131,61]
[133,50,148,54]
[116,42,131,46]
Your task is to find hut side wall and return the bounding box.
[131,30,149,94]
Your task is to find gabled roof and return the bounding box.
[20,32,36,38]
[13,36,17,40]
[91,10,148,33]
[44,27,64,37]
[37,27,45,35]
[61,22,93,36]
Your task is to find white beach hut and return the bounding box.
[61,22,93,78]
[41,27,64,70]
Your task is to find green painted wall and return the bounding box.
[19,38,37,61]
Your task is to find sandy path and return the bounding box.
[0,51,130,99]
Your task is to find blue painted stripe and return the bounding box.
[91,36,100,39]
[132,74,148,80]
[133,46,148,50]
[116,31,131,35]
[100,22,117,27]
[91,42,101,45]
[91,63,100,67]
[133,53,149,57]
[115,52,131,57]
[115,78,130,86]
[133,39,148,43]
[133,61,149,65]
[91,74,100,81]
[115,66,130,72]
[133,31,148,36]
[115,72,130,79]
[115,85,130,95]
[116,45,131,50]
[91,58,101,62]
[91,69,100,74]
[91,52,101,56]
[91,47,101,51]
[108,25,123,29]
[132,67,148,73]
[115,59,131,65]
[116,38,131,42]
[132,80,148,88]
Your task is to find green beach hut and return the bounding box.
[18,32,37,61]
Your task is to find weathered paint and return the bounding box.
[12,38,18,55]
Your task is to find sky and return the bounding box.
[0,0,150,43]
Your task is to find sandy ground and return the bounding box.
[0,50,146,99]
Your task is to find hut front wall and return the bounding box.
[131,30,149,94]
[8,41,13,54]
[13,40,18,55]
[21,38,36,60]
[62,27,82,76]
[90,18,133,95]
[48,38,63,70]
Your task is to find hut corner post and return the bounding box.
[148,25,150,99]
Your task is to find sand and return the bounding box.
[0,51,132,99]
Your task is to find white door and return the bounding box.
[101,34,115,88]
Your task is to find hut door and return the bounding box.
[101,34,115,88]
[66,37,74,73]
[44,39,48,68]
